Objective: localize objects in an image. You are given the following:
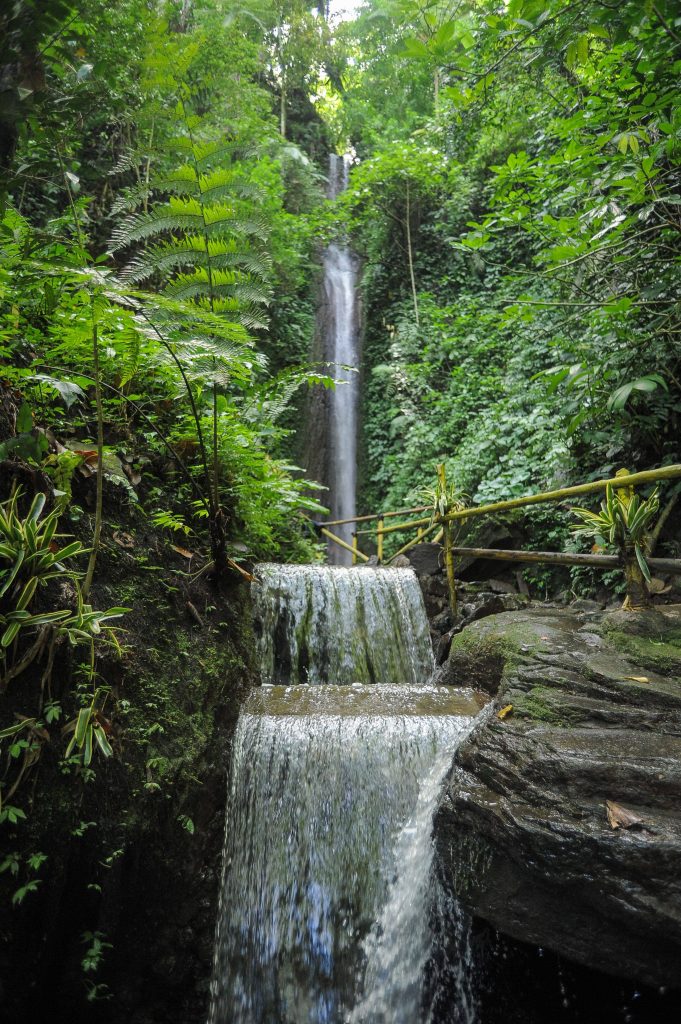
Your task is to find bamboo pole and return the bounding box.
[448,546,681,575]
[352,532,358,566]
[444,522,457,615]
[437,465,457,615]
[443,465,681,523]
[388,520,439,562]
[377,518,384,562]
[450,547,619,568]
[379,514,433,536]
[320,527,370,563]
[317,505,429,528]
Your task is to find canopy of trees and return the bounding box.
[1,0,679,575]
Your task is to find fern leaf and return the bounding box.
[110,212,206,253]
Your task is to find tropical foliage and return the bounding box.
[0,0,679,1012]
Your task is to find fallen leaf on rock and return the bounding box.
[113,531,135,549]
[624,675,649,684]
[606,800,645,830]
[171,544,195,560]
[497,704,513,720]
[74,448,98,465]
[228,557,255,583]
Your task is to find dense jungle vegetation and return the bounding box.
[2,0,680,570]
[0,0,679,1017]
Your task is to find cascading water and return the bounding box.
[252,563,433,686]
[324,155,359,564]
[209,565,484,1024]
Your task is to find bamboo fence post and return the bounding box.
[617,468,651,609]
[377,517,384,563]
[443,520,457,616]
[436,464,457,616]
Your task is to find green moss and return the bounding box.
[600,631,681,678]
[447,617,544,695]
[513,686,579,726]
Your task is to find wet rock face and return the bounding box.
[434,606,681,988]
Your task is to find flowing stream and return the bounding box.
[324,154,359,564]
[209,565,483,1023]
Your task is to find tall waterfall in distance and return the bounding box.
[324,154,359,563]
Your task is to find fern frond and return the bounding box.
[203,212,270,239]
[110,212,206,253]
[110,182,154,216]
[197,169,263,206]
[154,164,199,187]
[115,324,143,386]
[191,139,241,167]
[130,291,253,344]
[121,244,208,284]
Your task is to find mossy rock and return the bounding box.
[597,607,681,678]
[513,685,581,727]
[443,609,581,695]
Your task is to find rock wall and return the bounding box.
[433,605,681,987]
[0,524,257,1024]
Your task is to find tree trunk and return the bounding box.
[623,541,651,609]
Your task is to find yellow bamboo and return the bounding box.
[388,520,439,562]
[443,464,681,522]
[320,527,369,563]
[318,505,429,528]
[447,546,681,574]
[352,532,358,566]
[377,518,384,562]
[379,514,432,536]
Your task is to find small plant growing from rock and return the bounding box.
[571,476,659,608]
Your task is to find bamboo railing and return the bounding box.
[314,464,681,608]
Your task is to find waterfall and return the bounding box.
[208,686,481,1024]
[324,154,359,564]
[252,563,434,686]
[209,565,483,1024]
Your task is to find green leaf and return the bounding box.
[1,621,22,647]
[16,403,33,434]
[84,726,93,767]
[0,549,25,598]
[607,375,667,411]
[93,726,113,758]
[16,577,38,611]
[74,707,91,747]
[635,544,652,583]
[30,375,87,410]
